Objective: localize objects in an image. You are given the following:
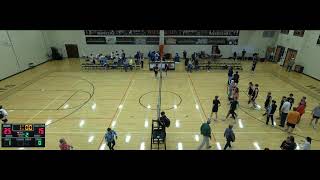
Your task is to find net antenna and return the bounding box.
[157,56,163,120]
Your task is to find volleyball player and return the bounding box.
[233,86,239,102]
[250,84,259,109]
[266,100,277,126]
[251,55,258,72]
[226,99,238,121]
[105,128,118,150]
[210,96,221,121]
[247,82,254,104]
[263,92,272,116]
[164,63,169,76]
[59,138,74,150]
[227,66,233,85]
[310,103,320,129]
[0,105,8,123]
[153,64,159,78]
[287,93,295,110]
[233,71,240,85]
[296,96,307,118]
[278,96,287,119]
[228,80,235,102]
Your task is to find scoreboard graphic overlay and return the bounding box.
[1,124,45,147]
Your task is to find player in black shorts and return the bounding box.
[263,92,272,116]
[250,84,259,109]
[164,63,169,76]
[252,55,258,72]
[210,96,221,121]
[278,96,287,119]
[232,71,240,85]
[287,93,295,110]
[247,82,254,104]
[153,64,159,78]
[226,100,238,121]
[266,100,277,126]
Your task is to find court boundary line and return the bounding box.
[187,73,217,143]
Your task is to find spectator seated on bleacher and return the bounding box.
[207,59,212,71]
[117,57,123,67]
[155,51,160,61]
[148,51,152,60]
[99,55,108,67]
[89,54,96,64]
[187,59,193,73]
[200,51,206,58]
[174,53,180,62]
[110,52,115,60]
[150,51,156,61]
[134,52,139,60]
[128,59,134,71]
[194,59,199,71]
[191,52,196,61]
[123,58,129,72]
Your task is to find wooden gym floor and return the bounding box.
[0,58,319,150]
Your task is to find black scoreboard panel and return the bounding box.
[164,30,240,36]
[86,37,107,44]
[84,30,160,36]
[165,37,237,45]
[1,124,45,147]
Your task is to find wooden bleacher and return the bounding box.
[81,59,142,71]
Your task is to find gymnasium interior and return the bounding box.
[0,30,319,150]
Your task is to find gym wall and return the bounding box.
[0,31,48,80]
[44,30,276,59]
[275,30,320,80]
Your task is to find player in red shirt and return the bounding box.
[59,138,73,150]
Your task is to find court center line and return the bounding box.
[187,73,217,143]
[187,74,205,122]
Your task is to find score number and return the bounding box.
[20,124,33,131]
[3,128,12,135]
[38,128,44,135]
